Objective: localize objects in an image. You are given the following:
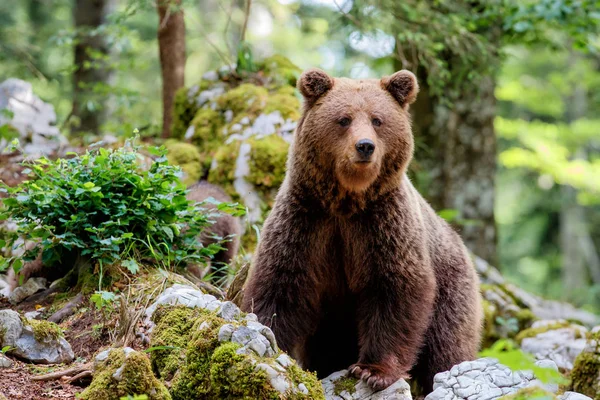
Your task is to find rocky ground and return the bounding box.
[1,259,600,400]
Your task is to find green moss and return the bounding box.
[172,88,199,140]
[259,55,302,88]
[217,84,268,117]
[209,342,279,400]
[246,135,289,206]
[80,349,171,400]
[331,375,357,396]
[151,304,325,400]
[569,332,600,399]
[499,386,557,399]
[0,124,20,141]
[27,319,63,342]
[264,86,301,121]
[287,364,326,399]
[151,305,208,381]
[165,142,203,185]
[515,309,536,327]
[207,141,240,200]
[515,321,572,344]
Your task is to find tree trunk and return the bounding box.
[157,0,186,139]
[408,68,498,264]
[72,0,115,135]
[561,62,591,301]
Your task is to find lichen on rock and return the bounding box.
[80,347,171,400]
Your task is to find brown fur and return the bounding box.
[187,181,242,285]
[242,69,482,394]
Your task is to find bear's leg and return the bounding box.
[411,282,481,394]
[345,214,437,391]
[242,204,327,361]
[349,269,436,390]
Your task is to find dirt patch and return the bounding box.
[0,360,83,399]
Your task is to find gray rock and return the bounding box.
[12,323,74,364]
[559,392,594,400]
[0,276,9,298]
[218,301,241,321]
[24,309,43,320]
[218,324,235,342]
[9,277,47,304]
[0,310,73,364]
[322,369,412,400]
[0,78,68,157]
[425,358,559,400]
[0,309,23,345]
[0,353,13,368]
[520,320,588,370]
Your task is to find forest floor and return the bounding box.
[0,291,147,400]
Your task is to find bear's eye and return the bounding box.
[338,117,352,127]
[372,118,382,127]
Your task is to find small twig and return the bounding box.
[31,363,91,381]
[66,370,93,383]
[240,0,252,42]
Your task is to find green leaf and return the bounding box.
[121,259,139,274]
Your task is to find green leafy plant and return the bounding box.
[1,345,14,354]
[479,339,568,385]
[0,138,245,289]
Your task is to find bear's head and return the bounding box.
[293,69,418,194]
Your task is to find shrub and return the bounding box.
[0,139,245,287]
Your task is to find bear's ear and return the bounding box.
[381,70,419,108]
[298,68,334,105]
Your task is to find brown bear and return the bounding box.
[241,69,482,395]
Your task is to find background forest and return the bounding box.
[0,0,599,312]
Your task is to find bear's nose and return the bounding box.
[355,139,375,158]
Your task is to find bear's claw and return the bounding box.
[349,363,407,391]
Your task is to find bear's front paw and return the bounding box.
[349,363,409,391]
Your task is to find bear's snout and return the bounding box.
[355,139,375,160]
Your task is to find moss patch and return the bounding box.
[331,375,357,396]
[79,348,171,400]
[207,141,240,201]
[27,318,63,342]
[165,141,203,185]
[247,135,289,206]
[569,331,600,399]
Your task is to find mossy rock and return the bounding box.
[170,55,301,247]
[569,331,600,399]
[164,141,203,185]
[150,304,325,400]
[481,283,537,349]
[80,348,171,400]
[514,320,575,344]
[26,318,63,342]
